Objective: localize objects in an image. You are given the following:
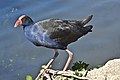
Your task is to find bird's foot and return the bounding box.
[35,65,51,80]
[40,64,52,76]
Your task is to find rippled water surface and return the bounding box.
[0,0,120,80]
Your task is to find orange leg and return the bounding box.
[63,49,73,71]
[45,49,59,69]
[35,49,59,80]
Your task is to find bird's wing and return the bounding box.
[36,15,93,46]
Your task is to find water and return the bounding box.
[0,0,120,80]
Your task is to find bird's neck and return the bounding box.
[23,24,35,42]
[23,22,34,30]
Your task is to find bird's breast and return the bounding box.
[24,24,65,49]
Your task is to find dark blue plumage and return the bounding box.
[14,15,93,73]
[24,23,66,49]
[15,15,93,50]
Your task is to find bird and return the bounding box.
[14,15,93,72]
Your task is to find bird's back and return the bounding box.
[35,15,93,47]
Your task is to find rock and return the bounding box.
[87,59,120,80]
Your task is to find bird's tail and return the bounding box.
[81,15,93,26]
[84,25,93,32]
[81,15,93,32]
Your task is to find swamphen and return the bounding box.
[14,15,93,71]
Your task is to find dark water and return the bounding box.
[0,0,120,80]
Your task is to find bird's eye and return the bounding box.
[21,16,33,26]
[21,17,27,22]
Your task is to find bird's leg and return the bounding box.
[35,49,59,80]
[63,49,73,71]
[45,49,59,69]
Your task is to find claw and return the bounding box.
[81,15,93,25]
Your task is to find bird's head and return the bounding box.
[14,15,33,28]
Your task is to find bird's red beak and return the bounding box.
[14,19,22,28]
